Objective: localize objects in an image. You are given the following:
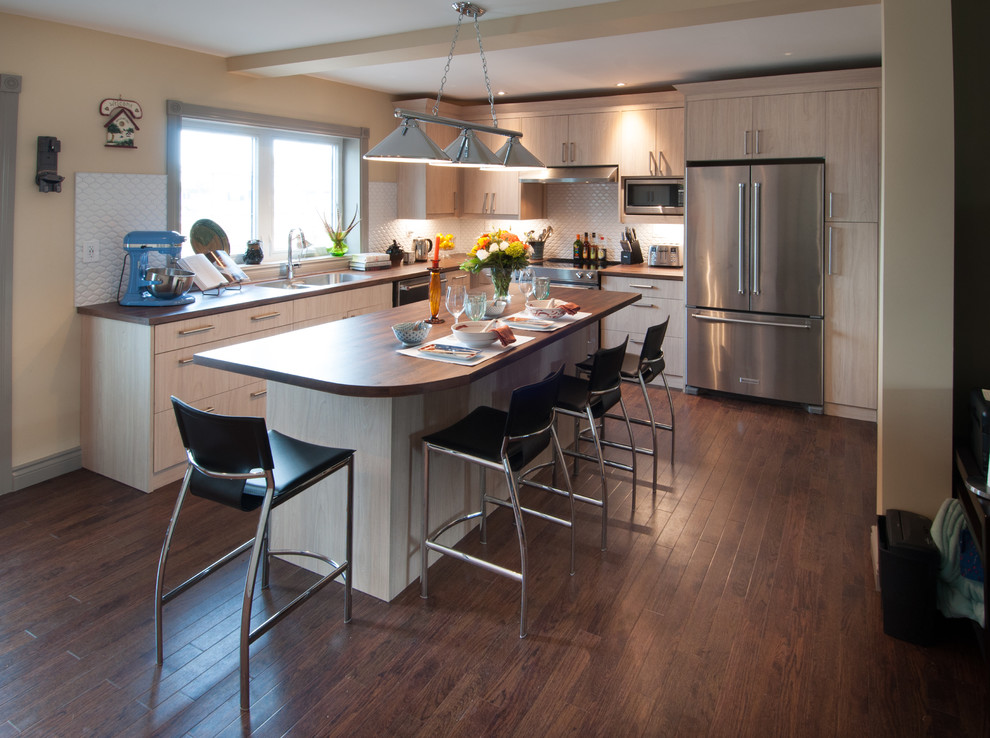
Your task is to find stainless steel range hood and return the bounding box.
[519,166,618,184]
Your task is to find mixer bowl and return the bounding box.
[146,267,195,299]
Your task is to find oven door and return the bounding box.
[393,273,446,306]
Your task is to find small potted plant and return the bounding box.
[319,205,360,256]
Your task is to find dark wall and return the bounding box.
[952,0,990,443]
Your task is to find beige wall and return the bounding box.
[0,13,397,470]
[878,0,955,518]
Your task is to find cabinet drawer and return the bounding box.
[154,302,294,354]
[292,284,390,325]
[602,275,684,300]
[603,298,684,337]
[154,382,267,472]
[154,326,286,413]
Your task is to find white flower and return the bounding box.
[475,248,489,261]
[498,240,509,251]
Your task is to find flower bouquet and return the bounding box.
[318,205,360,256]
[460,229,532,301]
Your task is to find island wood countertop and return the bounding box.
[194,286,639,399]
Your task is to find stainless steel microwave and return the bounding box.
[622,176,684,215]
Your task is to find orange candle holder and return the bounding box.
[426,266,444,324]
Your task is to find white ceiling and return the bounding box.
[0,0,881,100]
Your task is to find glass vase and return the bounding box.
[426,267,445,324]
[329,238,348,257]
[487,264,513,302]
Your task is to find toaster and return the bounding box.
[649,245,683,268]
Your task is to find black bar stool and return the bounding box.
[555,338,636,550]
[155,396,355,710]
[576,318,675,499]
[421,368,574,639]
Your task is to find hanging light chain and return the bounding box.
[433,10,465,116]
[473,11,497,127]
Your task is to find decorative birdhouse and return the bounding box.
[99,97,143,148]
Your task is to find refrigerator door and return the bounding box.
[686,309,823,407]
[749,162,824,317]
[685,164,751,312]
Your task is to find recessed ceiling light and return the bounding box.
[497,90,506,96]
[784,51,793,56]
[616,82,626,87]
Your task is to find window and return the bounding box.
[167,101,368,260]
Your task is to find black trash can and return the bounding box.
[878,509,940,645]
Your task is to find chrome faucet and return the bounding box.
[286,228,304,280]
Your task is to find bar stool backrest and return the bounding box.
[171,397,274,475]
[503,367,564,471]
[638,318,670,384]
[588,338,629,408]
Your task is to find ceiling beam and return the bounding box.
[227,0,877,77]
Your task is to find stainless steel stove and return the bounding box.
[529,259,607,289]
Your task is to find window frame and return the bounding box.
[166,99,369,261]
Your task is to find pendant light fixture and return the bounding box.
[364,3,544,170]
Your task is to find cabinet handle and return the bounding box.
[631,303,658,309]
[561,142,567,163]
[490,192,496,214]
[482,192,489,213]
[744,130,750,156]
[204,406,216,413]
[649,151,657,176]
[250,389,267,399]
[828,192,834,219]
[755,129,762,155]
[628,283,656,289]
[450,273,467,281]
[827,226,834,276]
[177,325,215,337]
[630,338,645,346]
[570,142,575,162]
[177,357,194,365]
[250,312,282,322]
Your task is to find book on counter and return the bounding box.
[350,252,392,271]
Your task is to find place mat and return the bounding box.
[397,334,535,366]
[503,311,591,331]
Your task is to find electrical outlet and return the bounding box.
[83,240,99,263]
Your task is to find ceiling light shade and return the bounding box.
[488,136,545,171]
[364,118,451,163]
[434,128,500,167]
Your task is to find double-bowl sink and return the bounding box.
[261,272,367,291]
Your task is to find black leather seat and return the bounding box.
[421,368,574,638]
[155,396,355,710]
[556,338,636,550]
[575,318,675,499]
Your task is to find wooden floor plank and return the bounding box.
[0,390,986,736]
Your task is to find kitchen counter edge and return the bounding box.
[76,261,465,326]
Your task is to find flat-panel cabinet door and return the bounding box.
[515,115,568,166]
[825,221,878,410]
[685,97,752,160]
[751,92,825,158]
[655,107,685,176]
[567,111,621,165]
[619,109,656,176]
[825,88,879,223]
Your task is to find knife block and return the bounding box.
[620,240,643,264]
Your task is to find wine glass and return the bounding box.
[518,268,535,302]
[445,284,467,323]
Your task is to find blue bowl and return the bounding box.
[392,321,431,346]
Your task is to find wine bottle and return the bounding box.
[573,233,583,266]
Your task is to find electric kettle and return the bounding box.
[413,237,433,262]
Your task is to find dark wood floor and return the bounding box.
[2,388,987,736]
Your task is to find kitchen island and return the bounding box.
[194,286,639,601]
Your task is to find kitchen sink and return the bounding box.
[263,272,367,290]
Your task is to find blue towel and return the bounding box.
[930,498,985,627]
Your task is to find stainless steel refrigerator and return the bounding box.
[685,160,824,408]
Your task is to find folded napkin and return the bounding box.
[492,324,516,346]
[551,298,580,315]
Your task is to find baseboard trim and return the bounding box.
[9,447,82,493]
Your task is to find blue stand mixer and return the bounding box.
[119,230,195,306]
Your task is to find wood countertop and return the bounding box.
[194,286,639,399]
[76,259,465,326]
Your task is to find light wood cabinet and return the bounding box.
[825,88,879,223]
[397,121,461,219]
[619,107,685,177]
[685,93,824,160]
[600,275,685,388]
[462,117,523,217]
[824,222,878,420]
[82,283,392,492]
[516,111,621,166]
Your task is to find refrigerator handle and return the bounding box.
[752,181,761,295]
[737,183,746,295]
